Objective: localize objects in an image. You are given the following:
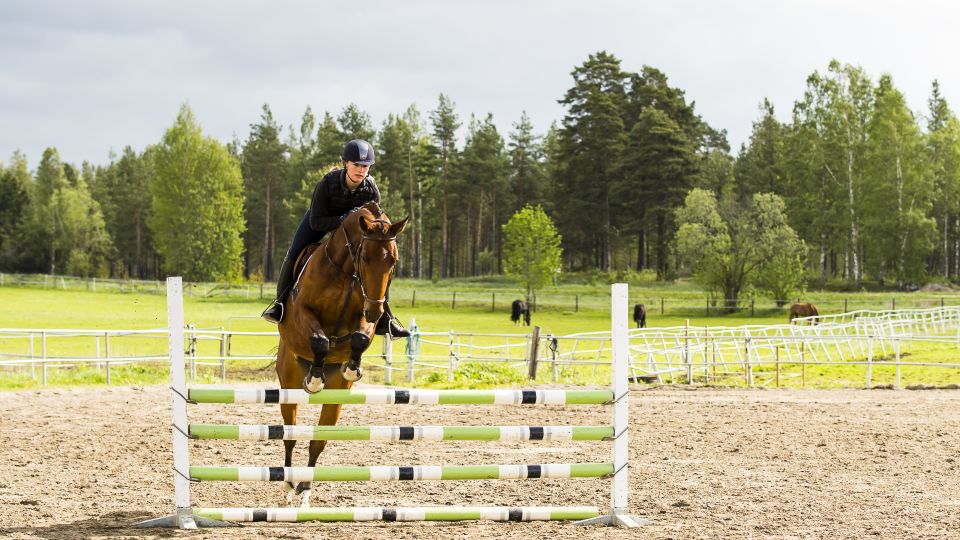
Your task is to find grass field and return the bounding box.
[2,278,960,390]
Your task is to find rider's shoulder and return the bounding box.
[321,168,343,183]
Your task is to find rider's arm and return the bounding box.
[308,177,342,232]
[368,177,382,205]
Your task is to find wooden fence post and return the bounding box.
[527,326,541,380]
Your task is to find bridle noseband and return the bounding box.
[324,214,397,306]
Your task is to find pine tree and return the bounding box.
[0,152,31,270]
[618,108,698,278]
[508,111,548,212]
[733,99,787,201]
[926,80,960,278]
[862,75,935,287]
[429,94,460,278]
[241,104,289,280]
[556,51,627,271]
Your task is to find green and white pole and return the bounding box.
[188,424,614,441]
[189,462,613,482]
[575,283,651,528]
[187,387,613,405]
[193,506,601,522]
[135,278,232,529]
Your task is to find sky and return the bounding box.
[1,0,957,168]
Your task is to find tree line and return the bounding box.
[1,52,959,293]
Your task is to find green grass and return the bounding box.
[2,279,960,390]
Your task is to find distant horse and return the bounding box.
[275,202,407,507]
[511,299,531,326]
[789,302,819,324]
[633,303,647,328]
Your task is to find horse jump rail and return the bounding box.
[188,387,613,405]
[190,463,614,482]
[194,506,601,522]
[189,424,614,441]
[138,279,648,529]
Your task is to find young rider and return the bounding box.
[261,139,408,338]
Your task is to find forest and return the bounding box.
[2,51,959,294]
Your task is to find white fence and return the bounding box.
[2,306,959,387]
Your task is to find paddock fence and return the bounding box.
[2,305,959,388]
[4,272,960,315]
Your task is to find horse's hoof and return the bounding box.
[341,365,363,382]
[302,374,324,394]
[283,482,297,505]
[299,490,312,508]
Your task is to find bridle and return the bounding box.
[322,210,397,340]
[341,217,397,305]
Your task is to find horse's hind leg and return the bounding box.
[294,363,350,507]
[275,342,302,504]
[280,403,300,505]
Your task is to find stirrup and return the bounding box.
[388,318,410,339]
[261,301,284,324]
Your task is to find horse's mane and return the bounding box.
[342,202,384,222]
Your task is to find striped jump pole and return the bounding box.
[193,506,601,522]
[137,280,649,528]
[189,424,614,441]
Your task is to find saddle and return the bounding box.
[290,242,323,301]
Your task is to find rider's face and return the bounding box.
[345,161,371,184]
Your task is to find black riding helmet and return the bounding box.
[342,139,375,165]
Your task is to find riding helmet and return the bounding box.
[342,139,376,165]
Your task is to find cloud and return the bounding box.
[1,0,958,167]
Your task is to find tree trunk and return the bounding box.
[656,212,667,279]
[819,236,827,289]
[846,144,861,288]
[135,209,143,279]
[636,228,646,271]
[895,153,905,289]
[262,180,272,279]
[407,148,418,278]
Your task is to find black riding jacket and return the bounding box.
[308,169,381,234]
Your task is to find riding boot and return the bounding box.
[261,256,296,324]
[374,296,410,339]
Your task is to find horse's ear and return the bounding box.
[389,217,410,237]
[359,215,372,234]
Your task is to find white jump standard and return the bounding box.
[137,278,650,528]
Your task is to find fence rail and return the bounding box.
[5,272,960,315]
[2,305,960,388]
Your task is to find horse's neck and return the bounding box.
[322,226,355,277]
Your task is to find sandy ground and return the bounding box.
[0,384,958,540]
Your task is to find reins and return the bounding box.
[320,213,397,342]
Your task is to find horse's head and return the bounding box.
[343,202,408,324]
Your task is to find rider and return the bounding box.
[261,139,409,338]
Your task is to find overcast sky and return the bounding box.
[1,0,957,168]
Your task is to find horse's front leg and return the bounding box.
[341,330,371,382]
[303,331,330,393]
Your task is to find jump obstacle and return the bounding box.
[137,278,649,528]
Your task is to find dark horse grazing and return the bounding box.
[511,299,530,326]
[633,303,646,328]
[789,302,819,324]
[276,202,407,506]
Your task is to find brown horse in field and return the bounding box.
[789,302,819,324]
[276,202,407,506]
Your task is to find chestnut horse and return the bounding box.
[276,202,407,506]
[789,302,819,324]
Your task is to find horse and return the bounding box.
[275,201,407,507]
[789,302,819,324]
[511,299,530,326]
[633,303,646,328]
